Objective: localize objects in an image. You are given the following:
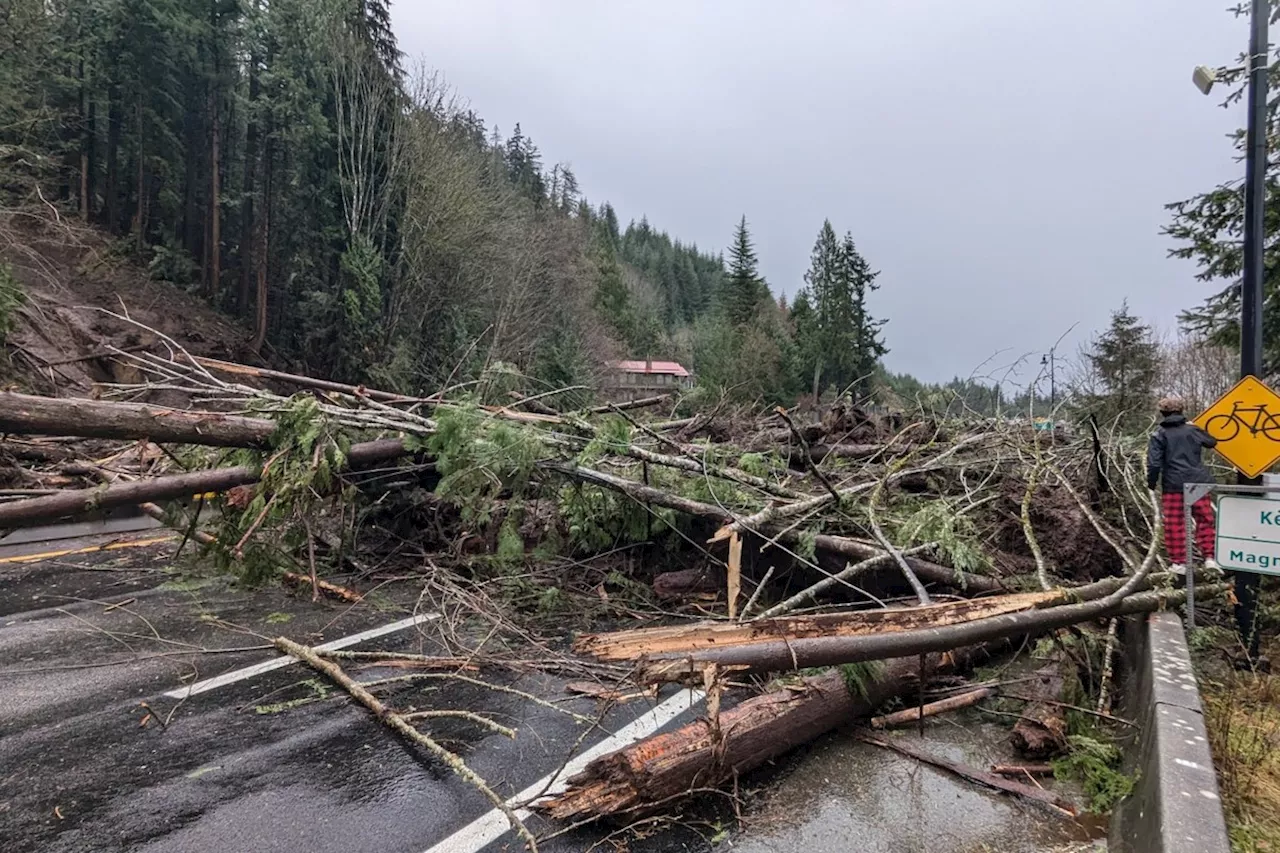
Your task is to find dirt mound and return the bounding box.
[989,480,1124,582]
[0,207,255,397]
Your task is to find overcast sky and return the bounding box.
[394,1,1249,386]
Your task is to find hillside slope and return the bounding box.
[0,207,255,397]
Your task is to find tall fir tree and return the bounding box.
[840,232,887,398]
[724,216,765,326]
[593,238,634,346]
[797,220,841,396]
[353,0,403,80]
[793,222,887,400]
[1083,301,1159,430]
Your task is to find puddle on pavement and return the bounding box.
[718,716,1108,853]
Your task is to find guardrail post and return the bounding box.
[1184,483,1196,628]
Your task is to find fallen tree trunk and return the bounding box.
[870,686,993,728]
[76,463,219,546]
[574,591,1062,661]
[0,391,277,447]
[590,395,671,414]
[793,443,897,464]
[546,462,1002,595]
[0,441,78,463]
[540,588,1207,820]
[191,355,433,404]
[537,644,1002,821]
[636,585,1217,682]
[991,763,1055,777]
[0,438,408,527]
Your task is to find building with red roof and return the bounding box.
[604,359,694,401]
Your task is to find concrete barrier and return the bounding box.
[1111,611,1230,853]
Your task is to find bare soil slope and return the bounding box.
[0,206,255,397]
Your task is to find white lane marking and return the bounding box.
[163,612,440,700]
[422,688,704,853]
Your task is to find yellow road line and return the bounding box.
[0,534,177,565]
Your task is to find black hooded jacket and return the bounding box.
[1146,413,1217,493]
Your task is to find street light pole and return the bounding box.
[1041,350,1056,411]
[1237,0,1270,661]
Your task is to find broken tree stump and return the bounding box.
[1010,661,1069,759]
[652,567,722,600]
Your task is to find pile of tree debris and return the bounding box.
[0,327,1214,845]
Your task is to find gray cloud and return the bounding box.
[395,0,1248,384]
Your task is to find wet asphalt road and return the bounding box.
[0,516,713,853]
[0,516,1105,853]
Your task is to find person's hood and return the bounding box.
[1161,413,1188,427]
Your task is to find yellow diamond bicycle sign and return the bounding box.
[1194,375,1280,478]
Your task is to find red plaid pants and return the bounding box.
[1161,492,1216,565]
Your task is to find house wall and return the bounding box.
[602,371,693,402]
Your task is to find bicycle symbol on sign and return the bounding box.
[1203,401,1280,442]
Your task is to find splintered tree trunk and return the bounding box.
[1011,659,1069,759]
[538,645,999,821]
[634,586,1204,683]
[575,592,1062,661]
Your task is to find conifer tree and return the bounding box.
[724,216,765,326]
[840,232,887,398]
[353,0,403,80]
[1082,301,1159,429]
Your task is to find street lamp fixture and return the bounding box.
[1193,62,1254,96]
[1193,64,1219,95]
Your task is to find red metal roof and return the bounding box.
[613,360,691,377]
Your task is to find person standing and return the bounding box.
[1147,395,1220,574]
